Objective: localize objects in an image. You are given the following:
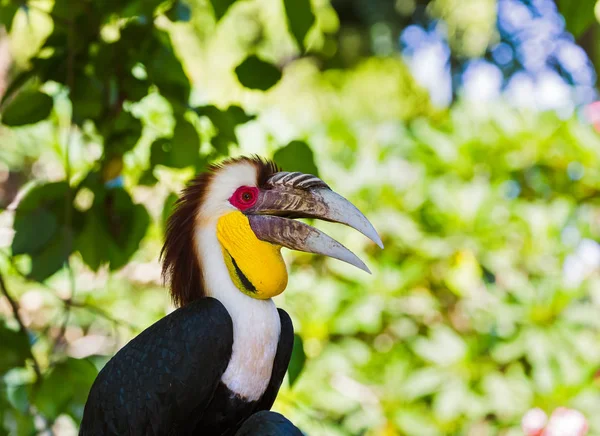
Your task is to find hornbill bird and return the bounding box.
[80,156,382,435]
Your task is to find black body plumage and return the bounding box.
[235,411,303,436]
[80,298,294,436]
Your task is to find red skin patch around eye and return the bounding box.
[229,186,259,210]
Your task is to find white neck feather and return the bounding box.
[196,222,281,401]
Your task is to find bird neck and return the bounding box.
[195,221,281,400]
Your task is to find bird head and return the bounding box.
[162,156,383,307]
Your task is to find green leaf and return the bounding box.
[171,116,201,167]
[32,52,68,85]
[11,182,79,281]
[146,30,191,106]
[0,324,31,375]
[283,0,315,51]
[51,0,86,23]
[102,111,143,156]
[288,334,306,387]
[29,226,73,282]
[234,56,282,91]
[0,3,19,32]
[225,105,255,125]
[166,0,191,21]
[76,212,107,271]
[558,0,597,37]
[108,202,149,270]
[150,116,200,169]
[0,405,35,436]
[116,0,163,19]
[122,74,150,102]
[12,209,57,256]
[77,187,150,271]
[138,168,159,186]
[33,358,98,422]
[273,140,319,176]
[194,105,255,153]
[150,138,172,168]
[1,91,53,127]
[6,384,31,415]
[0,69,36,107]
[16,182,69,213]
[11,182,76,278]
[0,393,8,436]
[71,75,104,123]
[210,0,237,21]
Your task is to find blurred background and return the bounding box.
[1,0,600,434]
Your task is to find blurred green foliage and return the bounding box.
[283,106,600,435]
[1,0,600,435]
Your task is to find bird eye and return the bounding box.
[229,186,259,210]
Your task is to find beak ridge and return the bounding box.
[247,171,382,273]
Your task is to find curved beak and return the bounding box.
[245,172,383,273]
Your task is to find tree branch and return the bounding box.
[68,300,137,331]
[0,270,42,381]
[0,251,136,331]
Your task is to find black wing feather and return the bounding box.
[80,297,233,436]
[235,411,303,436]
